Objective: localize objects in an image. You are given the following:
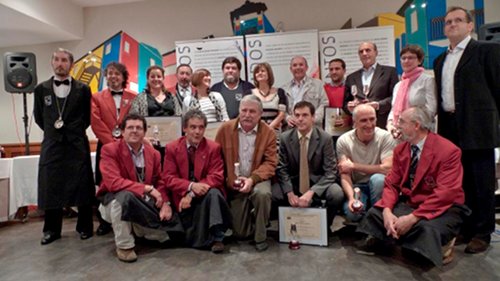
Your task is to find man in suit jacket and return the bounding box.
[433,6,500,253]
[171,64,194,113]
[34,48,95,245]
[357,107,469,266]
[215,95,277,251]
[282,56,329,128]
[97,114,183,263]
[343,42,399,128]
[274,101,344,230]
[163,109,231,253]
[91,62,137,235]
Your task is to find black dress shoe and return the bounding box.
[80,231,93,240]
[41,232,61,245]
[96,223,112,236]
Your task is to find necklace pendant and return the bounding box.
[54,117,64,129]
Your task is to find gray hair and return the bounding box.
[405,106,433,131]
[240,94,263,112]
[183,109,207,128]
[290,56,308,67]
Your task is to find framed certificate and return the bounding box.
[204,122,223,140]
[278,206,328,247]
[145,116,182,146]
[324,107,351,136]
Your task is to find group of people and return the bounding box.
[32,6,500,267]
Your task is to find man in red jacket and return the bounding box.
[97,114,183,262]
[163,109,231,253]
[356,107,469,266]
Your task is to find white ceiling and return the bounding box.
[0,0,145,48]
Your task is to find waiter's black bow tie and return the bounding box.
[54,79,70,87]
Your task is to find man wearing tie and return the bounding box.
[343,42,399,129]
[356,107,469,266]
[34,48,95,244]
[274,101,344,232]
[163,109,231,253]
[91,62,137,235]
[173,64,193,113]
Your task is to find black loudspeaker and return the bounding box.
[3,52,37,93]
[478,22,500,42]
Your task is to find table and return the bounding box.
[0,153,96,222]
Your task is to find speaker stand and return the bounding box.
[22,92,30,155]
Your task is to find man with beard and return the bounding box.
[34,48,95,244]
[282,56,328,128]
[336,104,396,223]
[356,107,469,266]
[91,62,137,235]
[211,56,254,119]
[173,64,193,112]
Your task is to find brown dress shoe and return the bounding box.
[465,238,489,254]
[116,248,137,263]
[211,241,225,253]
[442,237,456,265]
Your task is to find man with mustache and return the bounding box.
[211,57,254,119]
[173,64,193,113]
[34,48,95,244]
[215,95,277,251]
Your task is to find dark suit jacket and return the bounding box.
[375,133,464,220]
[277,127,338,196]
[163,137,225,209]
[91,88,137,144]
[433,39,500,150]
[96,139,169,202]
[343,64,399,128]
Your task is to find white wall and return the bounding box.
[0,0,497,144]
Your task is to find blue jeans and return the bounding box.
[343,173,385,222]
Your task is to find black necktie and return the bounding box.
[54,79,70,87]
[111,91,123,96]
[188,146,196,181]
[408,145,420,188]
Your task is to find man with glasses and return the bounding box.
[433,6,500,253]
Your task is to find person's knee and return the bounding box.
[325,184,345,208]
[369,174,385,197]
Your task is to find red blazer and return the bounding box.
[96,139,169,202]
[91,88,137,144]
[163,136,225,210]
[375,132,464,220]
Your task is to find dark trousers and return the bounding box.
[95,140,111,227]
[438,112,496,241]
[43,205,93,234]
[357,203,468,266]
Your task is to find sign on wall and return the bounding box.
[319,26,395,83]
[245,30,319,87]
[175,36,245,83]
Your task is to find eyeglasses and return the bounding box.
[445,17,469,26]
[400,55,418,61]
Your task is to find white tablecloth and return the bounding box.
[2,153,96,221]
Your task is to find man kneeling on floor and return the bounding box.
[356,107,469,266]
[97,114,184,262]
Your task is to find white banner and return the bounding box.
[175,36,246,82]
[245,30,319,88]
[319,26,395,83]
